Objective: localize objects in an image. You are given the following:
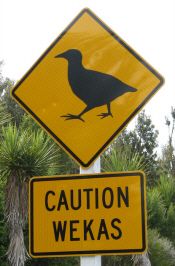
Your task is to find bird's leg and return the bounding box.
[61,106,91,122]
[107,103,113,117]
[98,103,113,119]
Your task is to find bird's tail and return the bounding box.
[128,86,137,92]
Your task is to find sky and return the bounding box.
[1,0,175,152]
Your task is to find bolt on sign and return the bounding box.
[29,172,147,257]
[11,8,164,168]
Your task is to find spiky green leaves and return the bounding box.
[0,125,59,180]
[0,125,59,266]
[102,147,147,173]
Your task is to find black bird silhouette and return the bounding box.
[55,49,137,122]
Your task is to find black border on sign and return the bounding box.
[11,8,164,168]
[29,172,146,257]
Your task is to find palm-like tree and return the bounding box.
[102,146,148,172]
[0,103,11,129]
[0,125,59,266]
[147,229,175,266]
[147,175,175,247]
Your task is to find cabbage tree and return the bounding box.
[0,125,59,266]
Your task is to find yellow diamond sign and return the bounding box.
[11,8,164,167]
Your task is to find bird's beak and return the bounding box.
[55,52,65,58]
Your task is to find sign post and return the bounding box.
[80,158,101,266]
[80,256,101,266]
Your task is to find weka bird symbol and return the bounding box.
[55,49,137,122]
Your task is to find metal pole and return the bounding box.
[80,158,102,266]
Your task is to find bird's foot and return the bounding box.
[61,113,85,122]
[97,112,113,119]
